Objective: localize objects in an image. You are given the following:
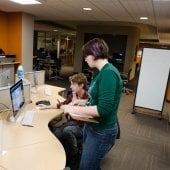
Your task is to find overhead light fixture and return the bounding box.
[53,30,58,32]
[140,17,148,20]
[10,0,41,5]
[83,7,92,11]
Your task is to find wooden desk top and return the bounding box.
[0,85,66,170]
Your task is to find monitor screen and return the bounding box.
[10,79,25,117]
[113,52,124,61]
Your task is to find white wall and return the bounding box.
[22,13,34,72]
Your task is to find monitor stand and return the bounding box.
[7,105,25,123]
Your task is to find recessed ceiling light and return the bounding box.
[83,7,92,11]
[53,30,58,32]
[10,0,41,5]
[140,17,148,20]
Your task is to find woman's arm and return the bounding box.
[69,99,88,106]
[61,104,99,117]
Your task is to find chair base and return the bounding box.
[49,75,63,80]
[122,87,133,95]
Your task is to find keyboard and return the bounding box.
[21,110,35,127]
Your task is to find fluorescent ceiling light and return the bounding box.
[10,0,41,5]
[140,17,148,20]
[83,7,92,11]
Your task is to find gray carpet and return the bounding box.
[101,94,170,170]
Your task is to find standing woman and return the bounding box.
[61,38,122,170]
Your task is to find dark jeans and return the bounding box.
[53,120,83,169]
[79,123,118,170]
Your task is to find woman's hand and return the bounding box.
[60,104,75,113]
[72,92,78,101]
[70,99,87,106]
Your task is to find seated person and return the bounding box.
[37,73,89,170]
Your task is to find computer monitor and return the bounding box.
[10,79,25,118]
[113,52,124,61]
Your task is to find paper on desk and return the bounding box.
[69,112,93,119]
[44,87,52,96]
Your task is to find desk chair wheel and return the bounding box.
[122,86,133,95]
[132,109,136,114]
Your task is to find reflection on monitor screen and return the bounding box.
[10,79,25,117]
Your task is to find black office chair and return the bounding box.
[121,68,133,95]
[49,57,63,80]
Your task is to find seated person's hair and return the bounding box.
[69,73,88,90]
[57,73,88,108]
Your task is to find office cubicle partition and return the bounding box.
[133,48,170,116]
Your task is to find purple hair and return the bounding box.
[82,38,109,60]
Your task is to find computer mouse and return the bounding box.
[35,100,51,106]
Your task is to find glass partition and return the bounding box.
[34,31,76,66]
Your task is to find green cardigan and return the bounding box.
[86,63,122,129]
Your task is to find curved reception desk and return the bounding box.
[0,85,66,170]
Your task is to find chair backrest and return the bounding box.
[127,68,132,81]
[120,68,132,82]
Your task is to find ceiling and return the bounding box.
[1,0,170,44]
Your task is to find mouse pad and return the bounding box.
[35,100,51,105]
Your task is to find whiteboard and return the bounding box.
[134,48,170,111]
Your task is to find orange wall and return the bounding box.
[8,13,22,62]
[0,11,8,52]
[0,11,22,62]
